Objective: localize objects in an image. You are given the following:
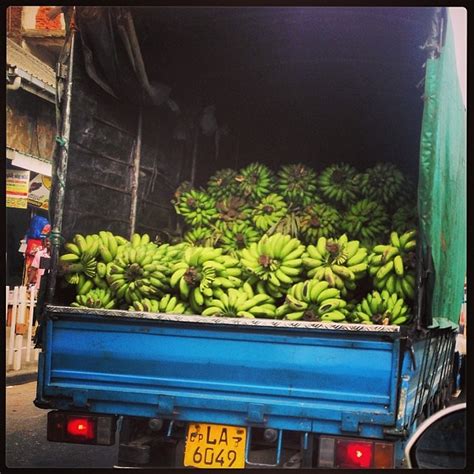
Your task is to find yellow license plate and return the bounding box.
[184,423,247,469]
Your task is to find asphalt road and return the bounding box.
[5,381,119,469]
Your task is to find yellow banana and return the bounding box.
[390,231,401,248]
[394,255,404,276]
[179,277,190,299]
[316,287,340,303]
[309,281,329,301]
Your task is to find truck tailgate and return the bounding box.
[37,307,402,439]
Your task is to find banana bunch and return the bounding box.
[343,199,389,247]
[215,196,252,224]
[71,287,116,309]
[357,163,406,206]
[351,290,411,325]
[207,168,240,200]
[60,231,127,283]
[276,163,317,207]
[392,205,418,234]
[303,235,368,297]
[368,230,417,300]
[129,295,189,315]
[107,234,172,305]
[170,247,243,313]
[318,163,360,206]
[299,203,341,244]
[267,211,301,238]
[217,221,261,253]
[202,284,276,318]
[184,227,214,247]
[251,193,288,231]
[235,163,275,201]
[240,233,306,298]
[153,242,189,266]
[276,280,348,322]
[60,234,99,279]
[174,189,218,226]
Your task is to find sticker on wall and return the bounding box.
[6,169,30,209]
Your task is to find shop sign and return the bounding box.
[28,173,51,210]
[6,169,30,209]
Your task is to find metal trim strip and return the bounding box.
[46,305,401,333]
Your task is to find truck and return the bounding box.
[34,6,466,469]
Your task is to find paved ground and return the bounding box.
[5,381,118,468]
[5,367,465,469]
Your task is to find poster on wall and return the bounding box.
[6,169,30,209]
[28,173,51,210]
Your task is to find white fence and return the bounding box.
[6,286,40,371]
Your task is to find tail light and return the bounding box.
[47,411,116,445]
[318,436,394,469]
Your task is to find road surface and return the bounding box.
[5,381,119,468]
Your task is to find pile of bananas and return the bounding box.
[202,285,276,318]
[368,230,417,300]
[350,290,410,325]
[207,168,240,200]
[358,163,406,206]
[318,163,360,206]
[71,287,116,309]
[276,280,348,322]
[304,235,368,296]
[170,246,243,313]
[252,194,288,231]
[299,203,341,243]
[240,233,305,298]
[235,162,275,201]
[343,199,389,246]
[59,229,414,325]
[277,163,317,207]
[174,189,218,226]
[60,156,418,328]
[129,294,190,315]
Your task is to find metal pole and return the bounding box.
[45,22,76,305]
[129,107,143,239]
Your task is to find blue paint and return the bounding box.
[37,310,456,466]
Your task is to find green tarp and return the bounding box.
[418,10,466,327]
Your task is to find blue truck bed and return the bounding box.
[36,306,454,443]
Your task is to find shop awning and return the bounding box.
[7,147,53,177]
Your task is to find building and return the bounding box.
[6,6,65,285]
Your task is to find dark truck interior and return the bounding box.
[57,6,435,303]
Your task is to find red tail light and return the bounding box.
[67,417,95,440]
[47,411,116,445]
[319,436,394,468]
[336,439,373,468]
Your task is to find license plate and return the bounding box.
[184,423,247,469]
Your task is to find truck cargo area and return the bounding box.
[33,6,465,469]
